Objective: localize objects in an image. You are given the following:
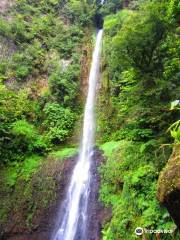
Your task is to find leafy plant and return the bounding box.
[43,102,76,143]
[98,1,180,239]
[50,147,78,160]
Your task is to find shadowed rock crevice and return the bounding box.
[94,14,104,29]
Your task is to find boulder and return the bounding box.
[157,145,180,228]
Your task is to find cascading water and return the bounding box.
[51,29,103,240]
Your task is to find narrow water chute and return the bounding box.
[52,29,103,240]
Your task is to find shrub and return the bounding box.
[100,141,175,240]
[11,119,47,153]
[43,102,76,143]
[49,64,80,107]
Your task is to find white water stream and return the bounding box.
[52,29,103,240]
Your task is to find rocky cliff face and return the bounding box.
[122,0,130,7]
[0,0,15,60]
[157,145,180,228]
[0,149,105,240]
[0,0,13,14]
[80,32,93,97]
[0,155,77,240]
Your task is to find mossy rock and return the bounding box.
[157,144,180,227]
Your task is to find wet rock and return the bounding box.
[122,0,131,8]
[0,36,16,61]
[157,145,180,228]
[0,0,13,13]
[86,149,104,240]
[94,14,104,29]
[0,155,77,240]
[51,148,106,240]
[1,149,108,240]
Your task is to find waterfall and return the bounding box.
[52,29,103,240]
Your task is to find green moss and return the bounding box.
[158,145,180,202]
[21,155,42,181]
[0,145,78,230]
[0,155,42,228]
[104,10,132,33]
[50,147,78,160]
[1,155,42,188]
[99,141,121,158]
[3,166,19,188]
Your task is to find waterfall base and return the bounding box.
[1,150,106,240]
[0,155,77,240]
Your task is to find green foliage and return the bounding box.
[43,102,76,143]
[99,0,123,16]
[0,0,97,235]
[100,141,121,158]
[49,64,80,107]
[104,10,132,36]
[98,0,179,142]
[168,120,180,143]
[11,119,47,152]
[0,17,11,38]
[98,0,180,239]
[0,87,42,163]
[0,0,96,165]
[50,147,78,160]
[0,152,58,229]
[100,141,176,240]
[11,120,37,142]
[63,0,95,27]
[0,142,78,229]
[2,155,42,189]
[11,40,46,79]
[168,102,180,143]
[140,139,158,153]
[20,155,42,181]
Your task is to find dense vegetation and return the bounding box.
[0,0,95,235]
[0,0,96,164]
[0,0,180,239]
[98,0,180,239]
